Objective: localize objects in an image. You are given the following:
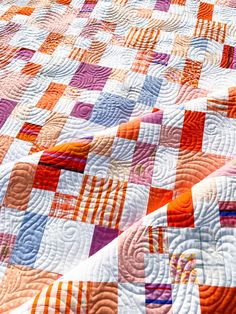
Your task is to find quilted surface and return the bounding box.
[0,0,236,313]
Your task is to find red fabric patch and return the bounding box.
[33,165,60,191]
[180,110,205,152]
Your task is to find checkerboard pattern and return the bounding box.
[15,160,236,313]
[0,0,235,312]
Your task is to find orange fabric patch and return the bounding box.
[175,151,227,193]
[180,59,202,87]
[42,140,92,160]
[194,19,226,44]
[0,6,18,21]
[132,50,154,75]
[39,32,64,55]
[125,27,160,50]
[37,82,66,110]
[0,46,18,69]
[171,0,186,5]
[21,62,42,77]
[180,110,205,152]
[90,135,115,157]
[221,45,234,69]
[50,192,78,219]
[147,187,173,214]
[79,40,107,64]
[86,282,118,313]
[207,86,236,118]
[3,162,37,210]
[197,2,214,21]
[34,113,68,149]
[0,265,60,313]
[56,0,71,4]
[0,135,14,163]
[17,122,42,142]
[148,226,166,254]
[167,190,194,227]
[117,119,140,141]
[199,285,236,314]
[17,6,34,15]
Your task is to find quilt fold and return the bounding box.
[12,159,236,313]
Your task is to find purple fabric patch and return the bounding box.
[3,22,20,38]
[81,3,96,12]
[129,142,156,185]
[231,48,236,70]
[89,225,119,256]
[152,52,170,66]
[71,102,93,120]
[0,98,17,129]
[141,111,163,124]
[145,283,172,290]
[70,63,112,91]
[155,0,171,12]
[15,48,35,61]
[145,283,172,300]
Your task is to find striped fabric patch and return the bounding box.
[219,201,236,227]
[125,27,160,50]
[194,19,227,44]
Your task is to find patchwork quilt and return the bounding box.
[0,0,236,313]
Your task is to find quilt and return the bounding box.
[0,0,236,313]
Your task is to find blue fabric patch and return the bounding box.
[138,76,162,106]
[220,211,236,217]
[145,299,172,305]
[10,211,48,267]
[90,93,135,127]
